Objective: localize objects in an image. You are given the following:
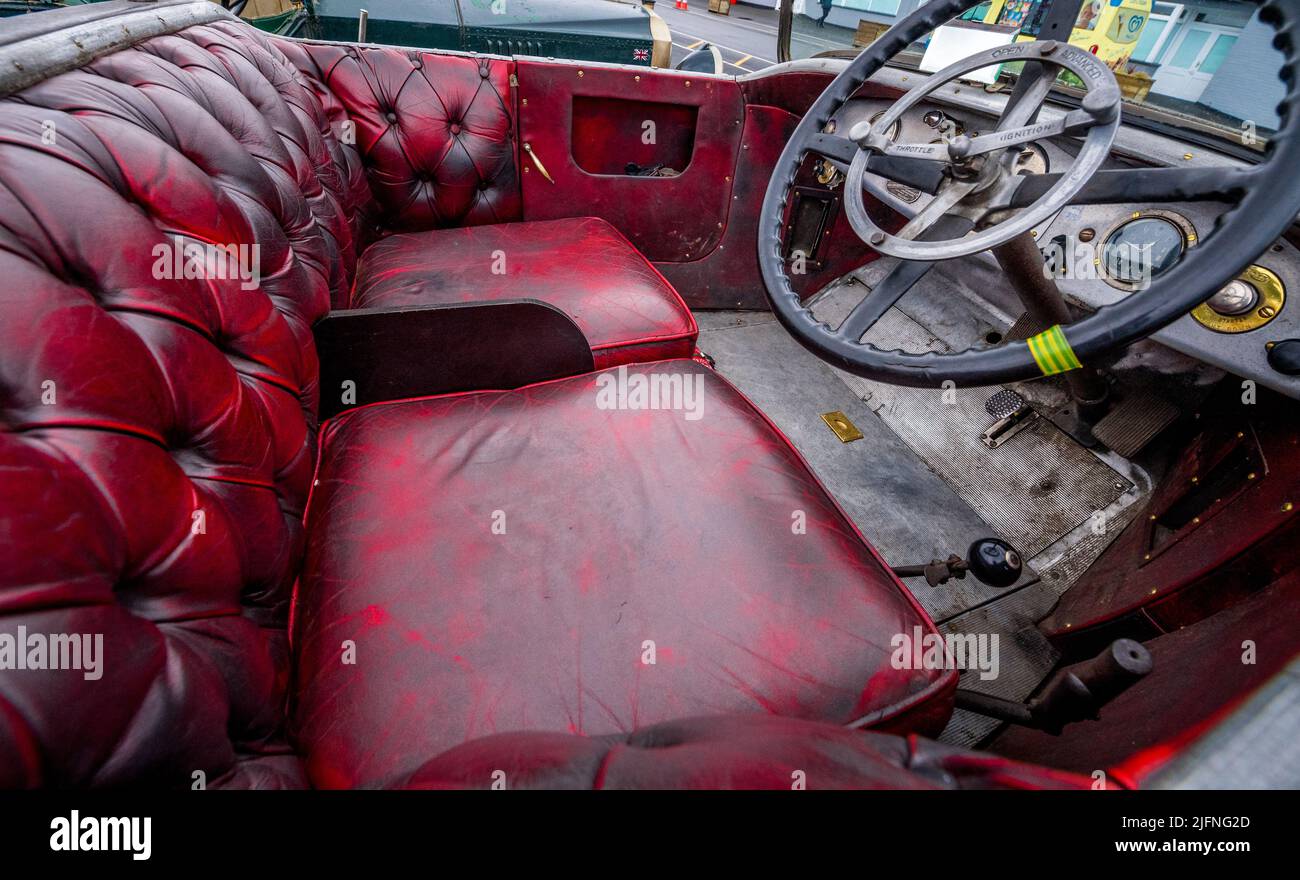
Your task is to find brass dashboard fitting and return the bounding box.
[1191,265,1286,333]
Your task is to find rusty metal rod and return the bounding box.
[992,232,1110,419]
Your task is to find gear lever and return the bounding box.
[892,538,1023,588]
[955,639,1154,734]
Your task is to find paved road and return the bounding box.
[655,3,855,75]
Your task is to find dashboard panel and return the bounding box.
[823,92,1300,400]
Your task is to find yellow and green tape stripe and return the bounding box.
[1026,325,1082,375]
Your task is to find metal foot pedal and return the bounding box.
[1090,391,1180,458]
[981,388,1038,449]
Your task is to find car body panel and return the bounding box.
[309,0,662,66]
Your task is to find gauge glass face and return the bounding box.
[1102,217,1186,284]
[870,110,901,143]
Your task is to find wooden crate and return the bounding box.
[708,0,731,15]
[854,19,890,48]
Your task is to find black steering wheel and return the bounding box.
[759,0,1300,387]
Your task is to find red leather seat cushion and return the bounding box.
[351,217,697,368]
[293,360,954,788]
[397,714,1100,790]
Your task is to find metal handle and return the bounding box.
[522,143,555,184]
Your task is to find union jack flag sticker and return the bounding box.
[633,48,649,62]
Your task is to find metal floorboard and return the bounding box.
[697,276,1151,747]
[697,317,1024,623]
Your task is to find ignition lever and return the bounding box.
[980,388,1037,449]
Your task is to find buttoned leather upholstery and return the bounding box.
[0,18,345,787]
[1,9,952,789]
[276,39,522,257]
[275,40,698,363]
[293,361,955,788]
[352,217,698,369]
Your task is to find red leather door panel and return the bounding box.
[516,60,743,263]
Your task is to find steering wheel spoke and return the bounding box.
[808,132,946,194]
[894,181,978,240]
[996,58,1057,129]
[1004,165,1259,211]
[807,131,859,166]
[835,215,975,342]
[836,259,935,342]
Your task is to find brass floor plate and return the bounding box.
[821,410,864,443]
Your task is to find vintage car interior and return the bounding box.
[1,0,1298,791]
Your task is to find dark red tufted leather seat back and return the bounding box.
[275,40,522,258]
[0,17,385,787]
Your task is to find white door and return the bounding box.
[1152,23,1239,102]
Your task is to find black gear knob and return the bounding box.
[966,538,1022,588]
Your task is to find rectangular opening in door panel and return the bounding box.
[571,96,698,176]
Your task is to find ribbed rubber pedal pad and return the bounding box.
[1091,391,1180,458]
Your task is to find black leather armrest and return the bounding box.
[314,300,594,419]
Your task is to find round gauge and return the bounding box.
[1013,144,1049,176]
[870,110,902,143]
[1099,211,1197,290]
